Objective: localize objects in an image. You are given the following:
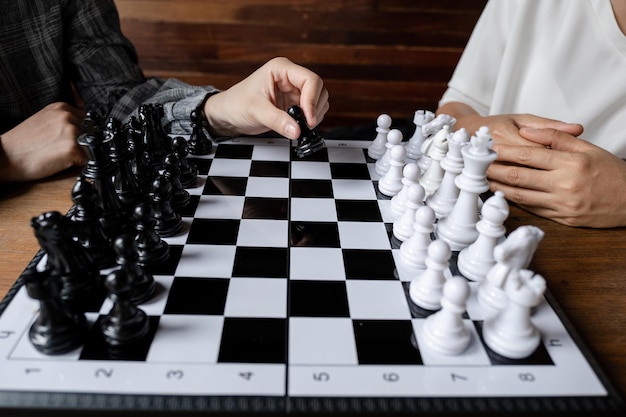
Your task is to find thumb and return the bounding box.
[256,102,300,140]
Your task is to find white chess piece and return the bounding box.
[378,144,406,197]
[436,127,497,251]
[425,128,470,219]
[400,205,436,270]
[421,113,457,138]
[482,269,547,359]
[457,191,509,282]
[375,129,403,176]
[419,125,450,197]
[393,183,425,242]
[390,163,420,218]
[421,276,471,355]
[368,114,392,160]
[406,110,434,160]
[477,225,545,318]
[409,239,451,311]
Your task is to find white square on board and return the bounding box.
[289,317,358,365]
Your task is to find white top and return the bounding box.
[440,0,626,157]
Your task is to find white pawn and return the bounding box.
[368,114,392,160]
[400,205,436,270]
[421,276,471,355]
[409,239,451,311]
[393,183,425,242]
[483,270,546,359]
[406,110,434,160]
[457,191,509,282]
[375,129,403,176]
[378,144,406,197]
[390,162,420,217]
[419,125,450,197]
[425,128,470,219]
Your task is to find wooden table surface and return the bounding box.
[1,167,625,405]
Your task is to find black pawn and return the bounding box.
[288,105,325,158]
[171,136,198,188]
[71,176,116,269]
[100,236,150,346]
[115,234,155,305]
[163,153,190,210]
[187,108,212,155]
[149,175,183,237]
[24,268,87,355]
[134,202,170,267]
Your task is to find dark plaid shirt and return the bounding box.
[0,0,217,134]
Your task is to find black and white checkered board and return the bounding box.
[0,138,623,416]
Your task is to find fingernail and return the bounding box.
[285,123,298,139]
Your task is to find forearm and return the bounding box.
[436,102,485,135]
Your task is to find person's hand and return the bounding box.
[487,127,626,228]
[0,102,86,182]
[202,57,329,139]
[437,102,584,146]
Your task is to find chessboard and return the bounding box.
[0,131,624,416]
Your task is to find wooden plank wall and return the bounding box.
[114,0,486,132]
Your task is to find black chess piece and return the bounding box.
[100,236,150,347]
[71,176,116,269]
[31,211,102,310]
[171,136,198,188]
[151,103,174,155]
[78,125,131,240]
[127,115,158,192]
[24,268,88,355]
[113,234,156,305]
[106,117,145,211]
[139,104,167,169]
[288,105,325,158]
[134,202,170,267]
[187,108,213,155]
[149,175,183,237]
[163,153,190,210]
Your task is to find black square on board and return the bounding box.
[203,176,248,196]
[143,245,184,276]
[242,197,288,220]
[290,221,340,247]
[232,247,289,278]
[290,179,334,198]
[474,322,554,366]
[218,317,286,363]
[330,163,371,180]
[164,277,229,315]
[186,219,240,245]
[335,200,382,222]
[177,195,200,217]
[250,160,289,178]
[214,143,254,159]
[187,158,212,175]
[343,249,396,280]
[289,280,349,317]
[353,319,422,365]
[79,316,160,361]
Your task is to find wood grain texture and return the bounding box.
[113,0,486,129]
